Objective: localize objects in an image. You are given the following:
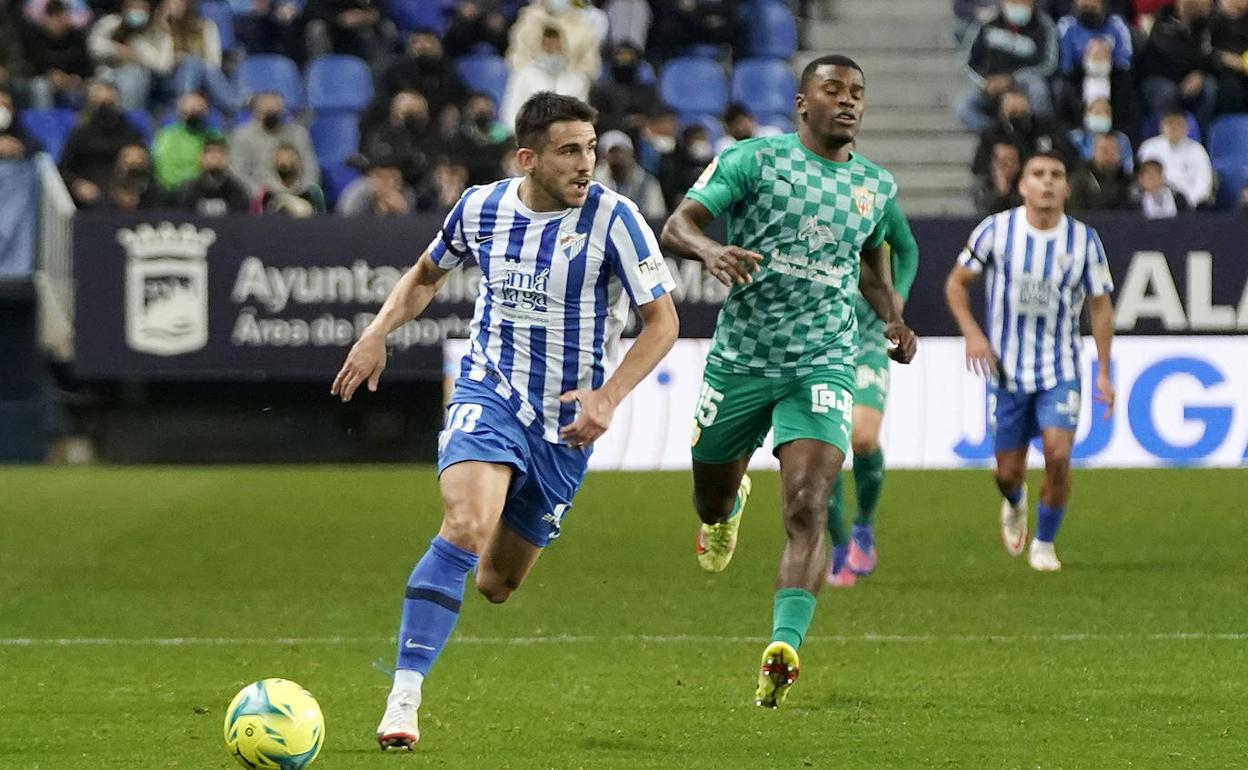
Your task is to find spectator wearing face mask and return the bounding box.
[507,0,601,81]
[1139,0,1218,133]
[501,26,590,131]
[377,30,467,125]
[647,0,747,63]
[444,91,510,185]
[303,0,387,62]
[229,91,319,196]
[957,0,1059,134]
[174,136,252,215]
[1069,132,1133,210]
[152,91,225,190]
[971,86,1076,176]
[658,123,713,211]
[1053,1,1138,131]
[60,81,144,207]
[972,140,1024,214]
[443,0,510,58]
[103,143,166,210]
[259,142,327,214]
[635,106,677,176]
[713,103,781,153]
[336,153,414,216]
[23,0,92,109]
[1212,0,1248,113]
[592,129,666,219]
[87,0,174,109]
[360,90,440,206]
[1067,97,1133,172]
[954,0,1000,46]
[0,90,42,159]
[1133,158,1188,217]
[1137,107,1214,207]
[590,42,656,133]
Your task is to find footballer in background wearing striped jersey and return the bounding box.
[945,150,1116,573]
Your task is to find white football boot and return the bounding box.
[376,676,421,750]
[1028,539,1062,572]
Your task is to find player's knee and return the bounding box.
[995,467,1025,491]
[1044,443,1073,469]
[475,573,516,604]
[851,434,879,458]
[438,504,495,552]
[782,484,828,539]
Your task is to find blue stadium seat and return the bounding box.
[125,109,154,143]
[456,54,509,106]
[199,0,236,51]
[750,1,797,59]
[1209,115,1248,209]
[731,59,795,118]
[389,0,446,33]
[306,55,374,112]
[321,163,361,207]
[19,108,77,160]
[237,54,305,109]
[309,112,359,166]
[1142,111,1200,142]
[659,57,728,119]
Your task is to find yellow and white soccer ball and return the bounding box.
[224,678,325,769]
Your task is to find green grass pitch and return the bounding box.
[1,467,1245,768]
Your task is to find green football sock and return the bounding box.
[771,588,817,650]
[826,475,848,546]
[854,449,885,528]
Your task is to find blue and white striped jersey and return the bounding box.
[428,178,675,444]
[958,207,1114,393]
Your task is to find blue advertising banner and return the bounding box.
[71,211,1248,380]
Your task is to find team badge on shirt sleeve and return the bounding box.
[852,186,875,217]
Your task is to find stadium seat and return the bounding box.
[389,0,447,33]
[309,112,360,166]
[199,0,236,51]
[1209,114,1248,162]
[456,54,509,106]
[749,1,797,59]
[1142,110,1200,142]
[306,55,374,112]
[321,163,361,207]
[659,57,728,119]
[125,109,154,143]
[731,59,796,118]
[19,108,77,160]
[236,54,305,109]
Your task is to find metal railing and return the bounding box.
[33,152,76,362]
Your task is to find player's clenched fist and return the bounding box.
[884,321,918,364]
[331,331,387,402]
[703,245,764,286]
[558,388,616,448]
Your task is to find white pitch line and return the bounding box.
[1,632,1246,647]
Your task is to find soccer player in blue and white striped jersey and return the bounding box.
[945,151,1115,572]
[331,92,679,750]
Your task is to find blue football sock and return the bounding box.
[395,536,479,675]
[1036,503,1065,544]
[1003,485,1023,506]
[830,543,849,574]
[851,524,874,551]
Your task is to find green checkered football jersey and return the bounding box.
[685,133,898,376]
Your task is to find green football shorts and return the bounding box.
[853,322,891,414]
[690,363,856,464]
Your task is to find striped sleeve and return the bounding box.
[1083,227,1114,296]
[957,215,995,274]
[605,199,676,305]
[426,189,472,269]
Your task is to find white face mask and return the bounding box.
[545,0,570,13]
[536,53,566,74]
[0,106,11,132]
[1002,3,1032,25]
[651,135,675,154]
[1084,59,1112,78]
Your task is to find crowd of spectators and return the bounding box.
[0,0,779,219]
[959,0,1248,217]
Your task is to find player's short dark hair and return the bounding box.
[514,92,597,151]
[799,54,865,90]
[1022,149,1069,173]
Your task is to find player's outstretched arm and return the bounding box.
[1088,294,1115,417]
[331,252,452,402]
[861,244,917,363]
[659,197,763,287]
[944,264,997,378]
[559,295,679,448]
